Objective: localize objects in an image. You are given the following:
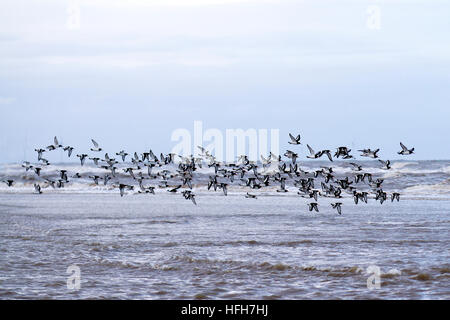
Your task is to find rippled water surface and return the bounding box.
[0,193,449,299]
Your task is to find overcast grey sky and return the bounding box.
[1,0,449,163]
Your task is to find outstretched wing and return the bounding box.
[307,144,315,155]
[91,139,99,148]
[289,133,296,142]
[400,142,408,151]
[54,136,59,146]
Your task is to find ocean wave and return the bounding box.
[1,161,450,197]
[403,180,450,196]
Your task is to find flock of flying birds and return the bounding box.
[1,135,415,215]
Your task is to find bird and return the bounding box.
[182,190,197,205]
[89,175,100,185]
[39,158,50,166]
[391,192,400,202]
[306,145,321,159]
[89,157,100,166]
[309,189,320,201]
[379,159,391,170]
[118,184,133,197]
[349,162,363,171]
[63,146,74,157]
[220,183,228,196]
[34,184,42,194]
[308,202,319,212]
[398,142,414,155]
[22,161,32,171]
[90,139,102,152]
[123,168,135,179]
[284,150,298,164]
[47,136,63,150]
[34,148,46,160]
[138,185,155,194]
[319,150,333,162]
[77,154,88,166]
[335,147,353,159]
[375,189,387,204]
[331,202,342,215]
[245,192,257,199]
[168,185,182,193]
[358,148,380,158]
[3,180,14,187]
[44,179,56,189]
[33,167,41,176]
[59,170,68,182]
[288,133,301,145]
[116,150,128,162]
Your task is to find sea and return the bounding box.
[0,160,449,299]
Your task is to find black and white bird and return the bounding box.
[77,154,88,166]
[182,190,197,205]
[349,162,363,171]
[245,192,257,199]
[89,175,100,185]
[379,159,391,170]
[33,167,41,176]
[34,184,42,194]
[358,148,380,159]
[391,192,400,202]
[116,150,128,162]
[34,148,46,160]
[138,185,155,194]
[168,185,182,193]
[398,142,414,155]
[118,184,133,197]
[306,145,321,159]
[3,180,14,187]
[319,150,333,162]
[89,157,100,166]
[288,133,301,145]
[220,183,228,196]
[331,202,343,215]
[22,161,32,171]
[308,202,319,212]
[47,136,62,150]
[63,146,74,157]
[284,150,298,164]
[335,147,353,159]
[90,139,102,152]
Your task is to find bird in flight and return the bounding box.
[331,202,342,215]
[398,142,414,155]
[288,133,301,145]
[90,139,102,152]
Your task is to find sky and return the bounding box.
[1,0,449,163]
